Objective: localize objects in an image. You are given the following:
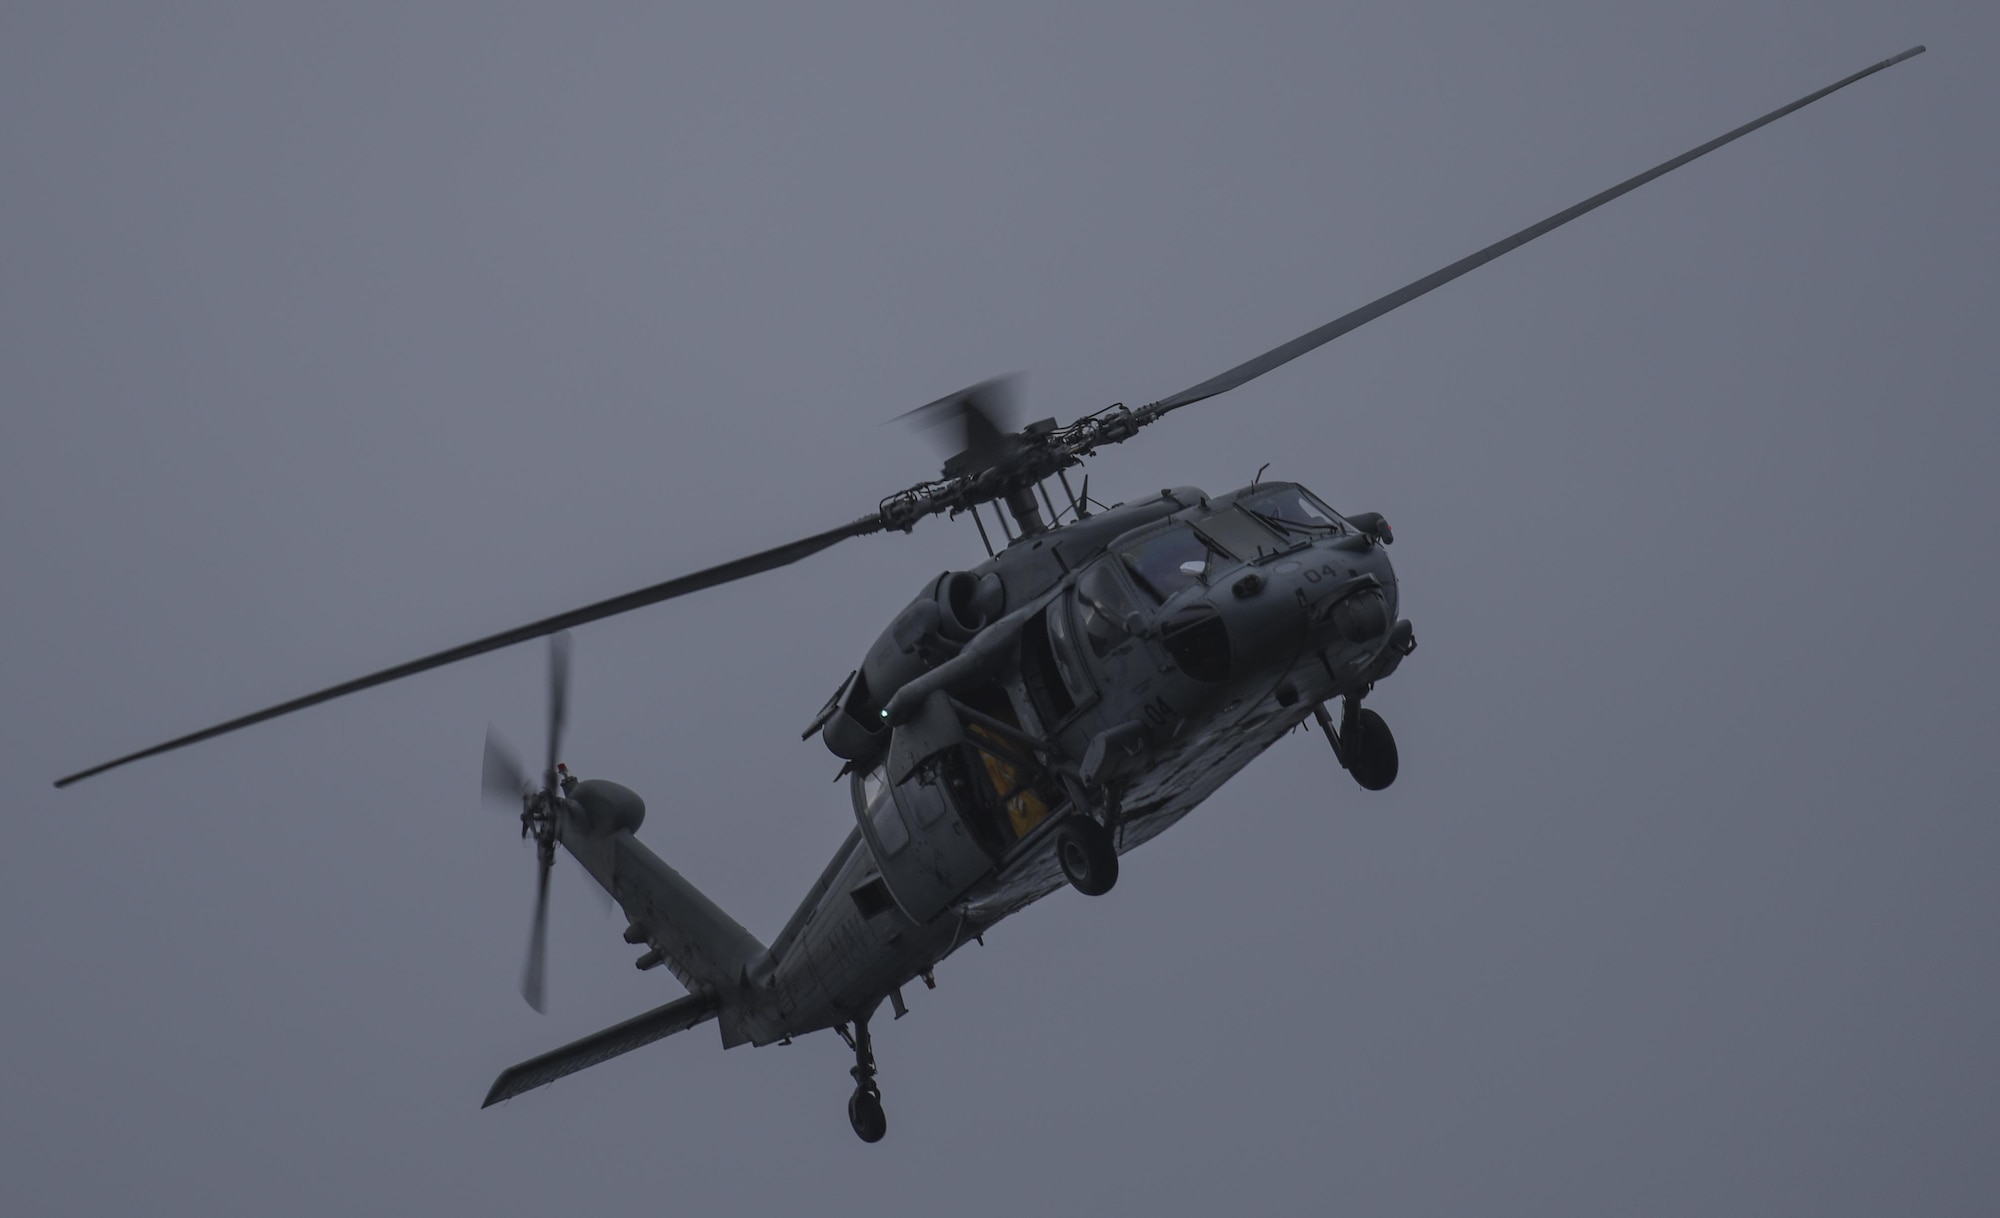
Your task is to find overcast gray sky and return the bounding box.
[5,4,1995,1215]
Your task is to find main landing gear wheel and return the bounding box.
[1346,707,1399,791]
[1056,815,1119,896]
[847,1087,887,1143]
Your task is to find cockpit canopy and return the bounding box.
[1112,483,1345,604]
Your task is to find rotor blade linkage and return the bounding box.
[1139,45,1927,419]
[54,514,885,789]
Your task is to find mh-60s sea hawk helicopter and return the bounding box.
[56,48,1923,1142]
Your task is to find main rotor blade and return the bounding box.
[54,513,885,788]
[481,727,529,803]
[1141,45,1926,419]
[522,857,552,1014]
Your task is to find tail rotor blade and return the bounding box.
[521,858,552,1014]
[481,727,529,803]
[544,633,570,790]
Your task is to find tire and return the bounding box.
[1056,815,1120,896]
[848,1088,887,1143]
[1347,707,1399,791]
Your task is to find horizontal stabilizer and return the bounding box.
[481,992,718,1107]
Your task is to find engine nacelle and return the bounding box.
[822,569,1004,762]
[567,778,646,837]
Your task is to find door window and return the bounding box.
[1041,596,1094,706]
[860,765,908,854]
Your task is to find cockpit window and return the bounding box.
[1121,526,1226,602]
[1075,559,1139,657]
[1240,484,1345,537]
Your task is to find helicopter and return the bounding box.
[53,47,1923,1143]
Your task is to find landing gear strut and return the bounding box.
[1315,696,1398,791]
[842,1018,887,1143]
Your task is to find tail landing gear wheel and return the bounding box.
[843,1017,887,1142]
[847,1088,887,1143]
[1056,815,1119,896]
[1347,707,1399,791]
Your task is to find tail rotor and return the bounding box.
[480,633,572,1014]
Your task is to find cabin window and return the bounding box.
[1075,560,1138,657]
[1121,526,1227,602]
[850,877,895,918]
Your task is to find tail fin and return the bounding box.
[560,827,766,1000]
[481,991,717,1106]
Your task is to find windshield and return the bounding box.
[1121,526,1225,602]
[1193,505,1285,562]
[1239,484,1345,537]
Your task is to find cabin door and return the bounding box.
[853,691,998,925]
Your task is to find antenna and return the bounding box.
[1056,468,1085,520]
[1036,481,1061,526]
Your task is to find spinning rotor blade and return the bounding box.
[897,376,1022,476]
[481,728,529,803]
[544,633,569,790]
[522,855,552,1014]
[1140,45,1927,419]
[55,514,884,788]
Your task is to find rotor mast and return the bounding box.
[1001,486,1047,535]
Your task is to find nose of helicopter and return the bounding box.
[1203,532,1397,674]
